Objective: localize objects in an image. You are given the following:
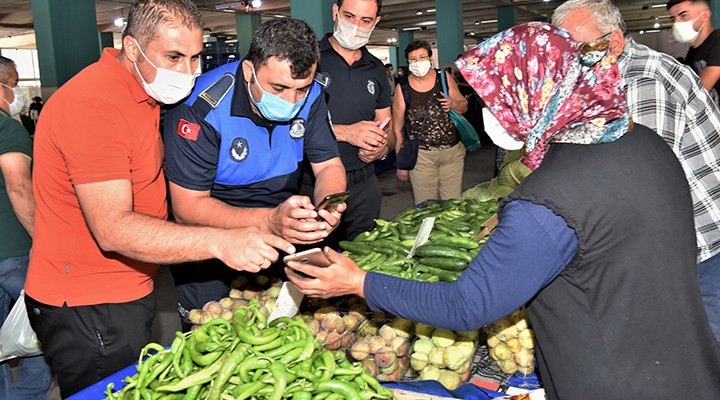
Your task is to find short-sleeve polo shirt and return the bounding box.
[318,34,392,172]
[26,48,166,307]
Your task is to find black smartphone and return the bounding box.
[315,191,350,212]
[282,248,332,267]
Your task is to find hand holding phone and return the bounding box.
[315,191,350,212]
[379,116,391,134]
[282,248,332,267]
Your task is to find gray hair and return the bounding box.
[0,56,16,86]
[552,0,627,35]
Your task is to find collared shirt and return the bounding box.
[318,34,392,172]
[618,39,720,262]
[26,48,166,306]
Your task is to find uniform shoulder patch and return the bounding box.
[177,119,201,141]
[314,72,330,88]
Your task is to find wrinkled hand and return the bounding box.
[214,226,295,272]
[439,95,453,113]
[345,121,388,151]
[396,169,410,182]
[268,195,330,245]
[285,247,366,298]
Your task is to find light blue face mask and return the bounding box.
[247,65,307,122]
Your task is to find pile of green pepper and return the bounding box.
[104,299,394,400]
[339,199,498,283]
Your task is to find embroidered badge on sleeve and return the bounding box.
[177,119,201,141]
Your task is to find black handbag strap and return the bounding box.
[399,72,438,142]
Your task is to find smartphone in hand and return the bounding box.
[315,191,350,212]
[282,248,332,267]
[379,116,391,133]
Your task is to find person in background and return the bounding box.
[28,96,42,128]
[24,1,293,396]
[392,40,467,204]
[385,63,395,96]
[0,56,51,400]
[667,0,720,105]
[304,0,393,245]
[553,0,720,343]
[286,22,720,399]
[163,18,346,330]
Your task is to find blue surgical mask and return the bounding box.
[247,66,307,122]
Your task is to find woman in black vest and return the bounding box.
[286,22,720,399]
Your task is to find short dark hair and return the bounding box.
[384,63,393,68]
[123,0,204,48]
[667,0,709,10]
[337,0,382,16]
[404,40,432,61]
[246,18,319,80]
[0,56,16,86]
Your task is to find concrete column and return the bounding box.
[31,0,101,97]
[712,0,720,28]
[435,0,464,66]
[397,31,414,67]
[291,0,335,38]
[388,46,398,70]
[99,31,115,51]
[497,6,517,32]
[235,13,262,57]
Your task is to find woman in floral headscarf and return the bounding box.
[286,23,720,399]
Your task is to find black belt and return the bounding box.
[346,165,376,187]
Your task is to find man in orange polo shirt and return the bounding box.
[23,0,294,397]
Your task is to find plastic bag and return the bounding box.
[0,290,43,361]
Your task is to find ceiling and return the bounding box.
[0,0,674,50]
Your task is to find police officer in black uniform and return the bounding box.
[303,0,393,245]
[163,18,346,329]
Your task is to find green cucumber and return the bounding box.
[414,244,474,263]
[417,257,468,271]
[431,236,480,250]
[339,240,373,256]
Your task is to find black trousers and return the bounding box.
[25,293,155,398]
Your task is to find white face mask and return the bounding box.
[482,108,524,150]
[1,84,25,117]
[409,60,432,77]
[672,17,701,43]
[133,40,199,104]
[333,11,375,50]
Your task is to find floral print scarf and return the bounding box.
[456,22,629,170]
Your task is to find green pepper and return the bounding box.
[317,351,336,382]
[232,381,266,400]
[206,343,248,400]
[267,362,288,400]
[182,385,201,400]
[261,338,306,358]
[315,380,363,400]
[155,353,227,392]
[238,356,272,382]
[292,391,313,400]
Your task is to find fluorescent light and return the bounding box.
[417,20,436,26]
[651,4,665,8]
[113,17,124,27]
[480,19,498,24]
[416,9,423,15]
[251,0,261,7]
[653,22,660,28]
[402,27,422,31]
[645,29,660,33]
[426,8,436,12]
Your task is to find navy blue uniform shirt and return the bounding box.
[163,61,339,208]
[318,34,392,172]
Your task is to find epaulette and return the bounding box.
[191,72,235,118]
[314,72,330,89]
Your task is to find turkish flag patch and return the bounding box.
[177,119,200,141]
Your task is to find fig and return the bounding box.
[486,335,501,348]
[202,301,223,316]
[390,318,414,338]
[188,309,203,325]
[266,286,281,299]
[324,331,343,350]
[499,359,518,375]
[491,343,512,361]
[254,274,270,288]
[419,365,441,381]
[218,297,234,311]
[348,309,367,324]
[315,330,328,344]
[231,299,248,311]
[307,319,321,336]
[242,289,259,301]
[340,331,356,348]
[389,337,409,357]
[367,336,387,354]
[375,373,390,381]
[415,322,435,339]
[314,306,339,322]
[370,310,388,320]
[230,276,248,289]
[228,288,243,299]
[342,314,360,332]
[438,370,462,390]
[357,319,378,337]
[380,360,398,375]
[442,346,466,370]
[269,276,283,287]
[431,328,456,348]
[506,338,522,353]
[221,310,233,321]
[513,349,534,367]
[351,340,371,361]
[200,311,216,325]
[428,347,445,367]
[412,338,435,355]
[361,357,379,376]
[321,314,346,334]
[378,325,397,343]
[374,347,397,369]
[410,352,429,371]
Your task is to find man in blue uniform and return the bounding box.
[163,18,346,328]
[303,0,393,244]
